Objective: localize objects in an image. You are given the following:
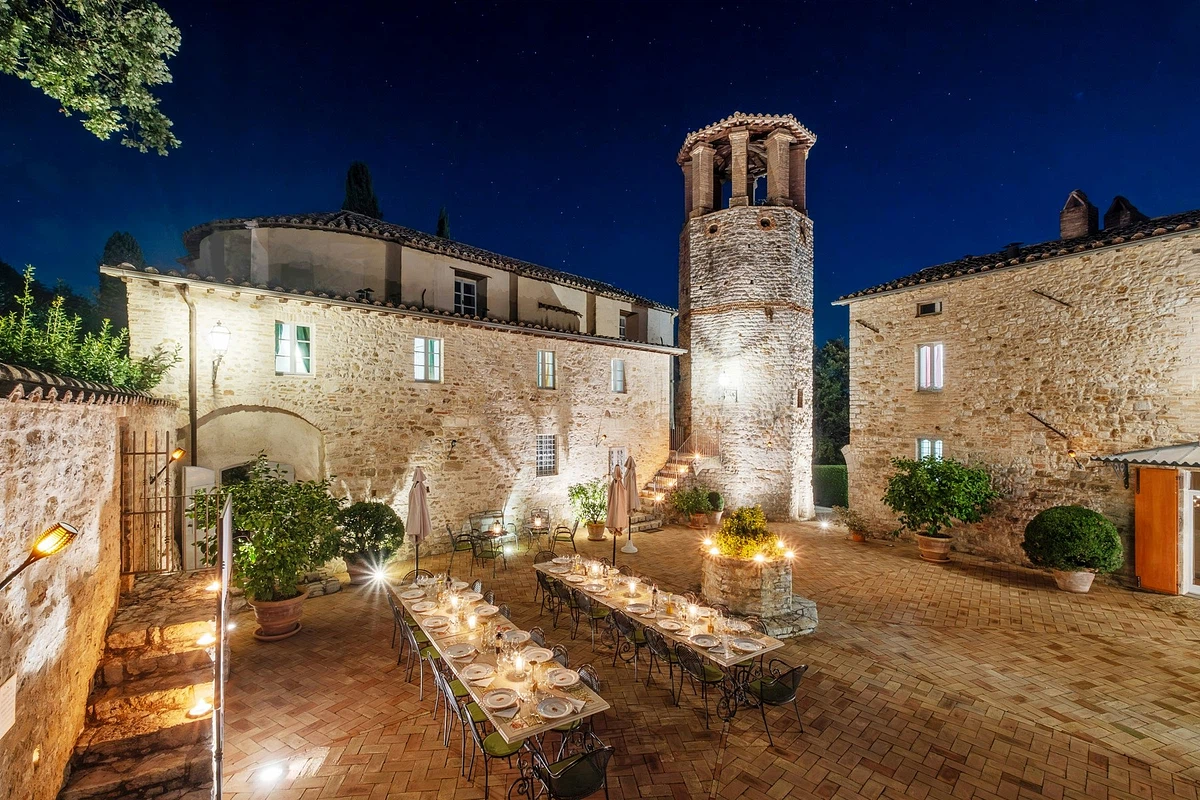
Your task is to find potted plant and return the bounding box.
[713,506,775,558]
[191,455,342,640]
[568,478,609,540]
[882,456,1000,563]
[671,486,712,528]
[832,506,869,542]
[1022,505,1123,593]
[339,501,405,585]
[706,490,725,527]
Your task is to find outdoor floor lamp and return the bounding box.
[0,522,80,592]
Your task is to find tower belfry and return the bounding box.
[676,112,816,520]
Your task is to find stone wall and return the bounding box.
[678,205,815,520]
[0,396,175,800]
[116,277,674,557]
[845,232,1200,572]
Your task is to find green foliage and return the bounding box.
[101,231,145,268]
[813,464,848,507]
[813,337,849,464]
[436,206,451,239]
[671,485,712,515]
[342,161,381,219]
[338,500,404,559]
[568,477,607,524]
[0,0,181,154]
[882,457,1000,538]
[832,505,869,533]
[190,455,343,602]
[1,259,101,331]
[0,265,178,389]
[707,490,724,512]
[714,506,778,559]
[1022,506,1124,573]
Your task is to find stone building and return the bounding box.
[837,191,1200,594]
[101,211,679,557]
[675,113,817,520]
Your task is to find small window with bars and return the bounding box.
[413,337,442,382]
[535,434,557,476]
[537,350,556,389]
[917,438,944,460]
[611,359,626,393]
[275,322,313,375]
[917,343,944,391]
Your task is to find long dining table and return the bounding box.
[394,578,610,745]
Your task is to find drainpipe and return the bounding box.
[176,284,198,466]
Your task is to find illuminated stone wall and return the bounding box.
[845,232,1200,571]
[0,397,174,800]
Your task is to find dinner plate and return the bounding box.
[564,574,585,583]
[411,601,437,613]
[461,663,494,681]
[450,580,469,590]
[460,591,483,603]
[423,616,450,630]
[475,604,499,616]
[690,633,719,648]
[537,697,573,720]
[522,646,553,662]
[731,637,762,652]
[400,589,425,600]
[626,603,652,614]
[546,667,580,688]
[546,565,569,574]
[582,583,606,592]
[503,629,530,644]
[658,619,684,631]
[444,642,475,659]
[725,620,751,633]
[482,688,518,710]
[552,556,572,564]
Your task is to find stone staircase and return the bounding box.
[630,451,710,532]
[58,572,218,800]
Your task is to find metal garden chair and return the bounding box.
[675,643,724,728]
[529,731,614,800]
[744,660,808,746]
[643,626,681,702]
[447,525,475,574]
[572,588,611,650]
[609,610,647,679]
[551,519,580,553]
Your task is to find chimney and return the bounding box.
[1059,189,1099,240]
[1003,242,1022,259]
[1103,196,1149,230]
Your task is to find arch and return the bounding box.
[194,405,325,482]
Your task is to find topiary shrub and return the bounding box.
[882,457,1000,538]
[707,490,724,512]
[714,506,778,559]
[1022,506,1123,573]
[339,501,404,563]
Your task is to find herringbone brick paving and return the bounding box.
[220,523,1200,799]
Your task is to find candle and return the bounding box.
[514,653,525,673]
[688,603,698,619]
[534,516,542,526]
[450,595,459,609]
[468,614,477,630]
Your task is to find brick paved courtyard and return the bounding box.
[219,523,1200,800]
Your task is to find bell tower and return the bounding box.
[676,113,816,520]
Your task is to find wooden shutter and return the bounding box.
[1134,467,1179,594]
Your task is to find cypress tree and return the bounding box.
[342,162,382,219]
[100,231,146,268]
[436,207,451,240]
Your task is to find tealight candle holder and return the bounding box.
[509,653,527,681]
[468,614,477,630]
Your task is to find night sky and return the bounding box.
[3,0,1199,344]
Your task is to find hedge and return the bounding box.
[813,465,848,507]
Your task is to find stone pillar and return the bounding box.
[690,143,715,218]
[682,161,693,218]
[729,128,750,207]
[789,144,808,213]
[766,130,794,205]
[248,223,269,285]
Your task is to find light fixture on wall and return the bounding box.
[1065,448,1090,470]
[209,321,231,387]
[591,410,613,447]
[149,447,187,485]
[0,522,80,592]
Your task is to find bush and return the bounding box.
[882,457,1000,538]
[671,485,712,515]
[339,501,404,561]
[707,490,724,511]
[813,465,848,507]
[832,505,869,533]
[568,478,608,524]
[714,506,778,559]
[1022,506,1123,573]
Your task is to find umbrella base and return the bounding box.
[621,542,638,554]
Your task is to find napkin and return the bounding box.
[494,705,519,719]
[468,677,495,688]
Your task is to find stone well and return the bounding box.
[700,553,817,638]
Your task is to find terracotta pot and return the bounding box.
[916,534,952,563]
[586,523,606,541]
[248,588,309,641]
[707,510,724,527]
[689,513,708,530]
[850,530,867,543]
[1052,569,1095,593]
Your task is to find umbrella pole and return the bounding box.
[415,540,419,574]
[612,528,617,565]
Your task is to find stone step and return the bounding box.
[87,667,213,724]
[629,518,664,533]
[73,707,211,767]
[58,744,212,800]
[95,644,214,688]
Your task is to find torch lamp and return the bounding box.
[0,522,80,592]
[149,447,187,485]
[209,321,231,387]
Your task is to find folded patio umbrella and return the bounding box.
[407,467,432,573]
[607,464,628,564]
[623,455,640,554]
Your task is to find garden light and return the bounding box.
[702,538,713,547]
[206,580,221,592]
[186,699,213,719]
[820,520,830,529]
[197,632,216,647]
[149,447,187,484]
[753,553,766,563]
[0,522,80,592]
[709,546,720,556]
[785,550,795,559]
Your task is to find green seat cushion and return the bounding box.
[419,645,439,660]
[747,678,795,704]
[454,542,473,551]
[692,663,723,683]
[483,731,523,757]
[449,679,469,698]
[414,630,430,644]
[552,718,582,733]
[625,628,646,645]
[589,607,610,619]
[467,702,488,724]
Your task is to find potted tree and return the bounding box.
[192,455,342,640]
[832,506,869,542]
[1022,505,1123,593]
[707,490,725,527]
[339,501,405,585]
[882,456,1000,563]
[568,478,608,540]
[672,486,712,529]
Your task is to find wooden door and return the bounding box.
[1135,467,1179,593]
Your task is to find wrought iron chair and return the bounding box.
[744,660,809,746]
[551,519,580,553]
[533,550,557,603]
[470,578,483,593]
[552,579,579,633]
[497,603,510,620]
[616,564,634,577]
[530,626,547,647]
[643,626,681,702]
[460,688,523,796]
[401,568,433,584]
[572,588,611,650]
[675,643,724,728]
[538,571,560,617]
[609,610,647,680]
[447,525,475,574]
[551,644,570,668]
[529,731,614,800]
[527,507,551,550]
[483,590,496,606]
[546,664,601,760]
[471,532,507,577]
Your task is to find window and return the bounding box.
[454,276,477,316]
[611,359,626,393]
[917,300,942,317]
[413,336,442,382]
[917,343,944,391]
[535,434,557,476]
[275,322,312,375]
[917,438,944,460]
[618,314,628,340]
[537,350,556,389]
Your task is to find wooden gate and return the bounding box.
[120,429,176,574]
[1134,466,1178,593]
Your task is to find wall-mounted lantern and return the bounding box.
[149,447,187,485]
[0,522,80,592]
[209,321,231,387]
